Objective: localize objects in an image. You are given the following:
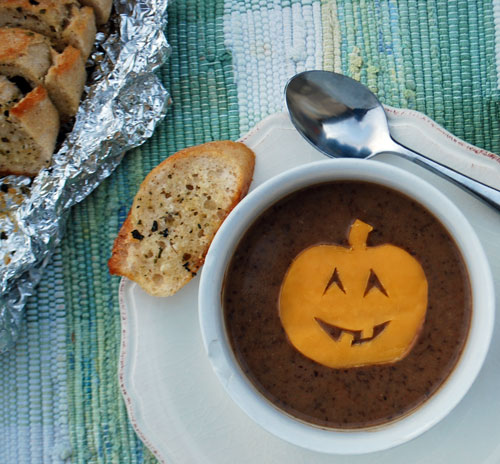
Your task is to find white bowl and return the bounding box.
[198,159,495,455]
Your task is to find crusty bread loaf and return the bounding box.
[108,141,256,297]
[0,0,106,177]
[0,28,86,121]
[0,85,60,177]
[0,1,97,59]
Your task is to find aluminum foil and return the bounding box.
[0,0,171,353]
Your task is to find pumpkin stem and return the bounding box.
[348,219,373,249]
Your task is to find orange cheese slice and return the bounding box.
[279,219,428,368]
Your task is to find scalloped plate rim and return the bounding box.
[118,109,500,464]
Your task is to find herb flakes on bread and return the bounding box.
[108,141,256,297]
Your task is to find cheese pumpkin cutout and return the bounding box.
[279,219,428,368]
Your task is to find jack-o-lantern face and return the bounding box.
[279,219,428,368]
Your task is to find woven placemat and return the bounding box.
[0,1,498,462]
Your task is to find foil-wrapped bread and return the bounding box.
[0,79,59,176]
[0,0,112,177]
[0,0,170,353]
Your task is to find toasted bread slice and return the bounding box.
[0,85,60,177]
[109,141,256,297]
[0,1,97,59]
[0,28,87,120]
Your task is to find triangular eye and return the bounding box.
[364,269,388,297]
[324,268,345,294]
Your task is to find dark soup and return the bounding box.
[223,181,471,429]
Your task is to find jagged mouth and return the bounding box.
[315,318,390,345]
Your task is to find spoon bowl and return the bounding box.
[285,70,390,158]
[285,70,500,209]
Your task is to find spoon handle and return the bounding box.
[386,141,500,210]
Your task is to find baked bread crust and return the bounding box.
[0,28,86,120]
[108,141,256,297]
[0,28,53,86]
[45,45,86,121]
[0,0,97,59]
[0,0,106,177]
[63,6,97,59]
[0,85,60,177]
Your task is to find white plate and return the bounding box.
[119,109,500,464]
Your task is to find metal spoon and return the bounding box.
[285,70,500,210]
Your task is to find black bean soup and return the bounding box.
[223,181,471,429]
